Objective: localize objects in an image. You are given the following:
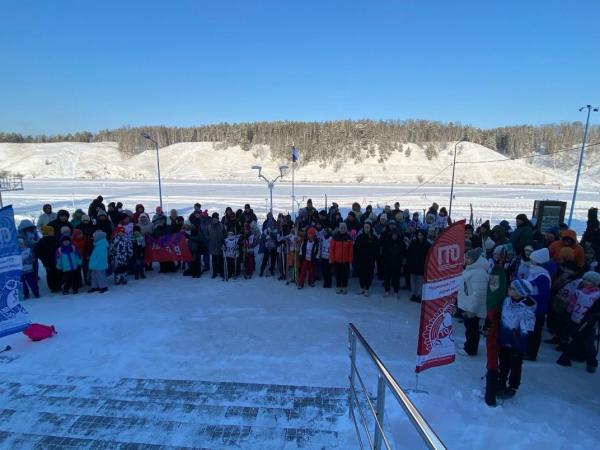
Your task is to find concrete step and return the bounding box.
[0,374,356,449]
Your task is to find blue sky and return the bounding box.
[1,0,599,135]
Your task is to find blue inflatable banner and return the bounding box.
[0,205,30,338]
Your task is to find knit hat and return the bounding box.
[307,227,317,238]
[41,225,54,236]
[466,248,483,261]
[516,213,528,222]
[380,215,388,222]
[493,244,506,257]
[156,206,163,214]
[582,271,600,286]
[81,215,90,222]
[18,219,35,231]
[511,279,534,297]
[484,238,496,251]
[211,212,219,219]
[530,248,550,265]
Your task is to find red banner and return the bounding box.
[415,220,465,373]
[145,232,193,263]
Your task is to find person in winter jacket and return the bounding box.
[185,227,205,278]
[94,210,113,236]
[436,207,450,230]
[407,229,431,302]
[19,238,39,299]
[458,248,489,356]
[242,223,257,279]
[88,196,105,220]
[48,210,73,239]
[513,245,534,280]
[549,229,585,268]
[138,212,154,235]
[88,230,109,293]
[34,226,61,292]
[498,279,537,399]
[329,223,353,294]
[319,228,333,288]
[557,271,600,373]
[223,231,239,280]
[525,248,552,361]
[110,226,133,285]
[259,221,279,277]
[484,244,508,407]
[132,204,145,223]
[581,207,600,256]
[208,213,225,278]
[131,226,146,279]
[510,214,534,254]
[353,222,379,297]
[298,227,319,289]
[344,212,361,234]
[37,204,57,231]
[55,235,82,295]
[70,209,84,229]
[72,228,92,285]
[382,230,406,297]
[546,261,582,347]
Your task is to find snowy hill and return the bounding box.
[0,141,582,185]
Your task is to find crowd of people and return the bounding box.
[15,195,600,407]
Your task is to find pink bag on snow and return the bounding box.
[23,324,57,341]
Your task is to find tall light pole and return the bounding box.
[449,136,468,219]
[141,133,163,210]
[568,105,598,226]
[252,165,289,214]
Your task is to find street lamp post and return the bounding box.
[141,133,163,209]
[252,165,289,214]
[568,105,598,226]
[449,136,468,219]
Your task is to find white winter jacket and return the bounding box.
[458,256,489,318]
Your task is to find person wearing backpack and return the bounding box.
[88,230,109,293]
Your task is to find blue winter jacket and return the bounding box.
[527,265,552,314]
[89,238,109,271]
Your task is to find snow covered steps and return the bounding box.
[0,374,356,449]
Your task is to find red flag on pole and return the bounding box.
[415,220,465,373]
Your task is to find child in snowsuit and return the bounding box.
[110,226,133,285]
[88,230,109,293]
[498,279,537,399]
[526,248,552,361]
[131,226,147,279]
[19,238,40,299]
[223,231,239,280]
[55,235,82,295]
[557,271,600,373]
[320,228,332,288]
[259,226,279,277]
[298,228,319,289]
[72,228,92,285]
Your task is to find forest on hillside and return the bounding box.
[1,120,598,166]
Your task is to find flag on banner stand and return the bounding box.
[291,146,299,162]
[0,205,30,338]
[415,220,465,373]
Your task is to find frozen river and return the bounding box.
[3,179,598,233]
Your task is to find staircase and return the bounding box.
[0,373,355,449]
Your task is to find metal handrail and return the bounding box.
[348,323,447,450]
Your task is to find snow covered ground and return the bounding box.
[4,179,598,235]
[2,141,595,186]
[1,264,598,449]
[1,180,599,449]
